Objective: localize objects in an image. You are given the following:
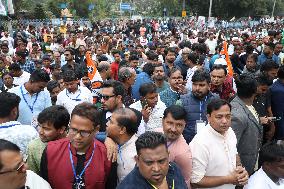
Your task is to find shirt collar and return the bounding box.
[0,121,21,127]
[207,123,228,139]
[21,85,29,95]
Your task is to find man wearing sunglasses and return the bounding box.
[0,139,51,189]
[40,103,112,189]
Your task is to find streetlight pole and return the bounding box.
[183,0,185,11]
[209,0,212,18]
[272,0,276,18]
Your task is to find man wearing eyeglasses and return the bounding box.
[0,139,51,189]
[40,103,112,189]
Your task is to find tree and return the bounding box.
[33,3,46,19]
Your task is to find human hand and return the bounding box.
[259,116,269,125]
[104,137,118,162]
[235,166,249,186]
[141,105,151,123]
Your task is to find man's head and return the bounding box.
[14,51,27,63]
[37,105,69,143]
[27,69,50,93]
[0,92,20,121]
[168,68,183,91]
[246,53,258,71]
[192,70,211,99]
[139,82,158,109]
[112,49,121,63]
[1,43,9,54]
[207,98,232,135]
[129,54,140,69]
[153,64,166,81]
[164,47,176,64]
[255,73,272,95]
[2,72,14,88]
[97,61,111,80]
[63,70,79,93]
[259,142,284,180]
[135,132,169,187]
[0,139,27,189]
[263,42,275,57]
[106,108,138,144]
[42,54,52,68]
[53,51,61,63]
[143,63,155,77]
[69,103,102,153]
[235,74,257,99]
[274,42,283,56]
[162,105,186,141]
[47,80,61,104]
[210,64,227,87]
[118,67,136,87]
[8,63,22,78]
[100,80,125,112]
[64,49,75,62]
[260,60,279,81]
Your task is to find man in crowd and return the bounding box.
[242,53,260,77]
[9,63,31,86]
[14,51,35,74]
[0,92,38,155]
[111,49,122,80]
[98,61,111,82]
[153,64,169,93]
[117,132,188,189]
[56,70,93,113]
[27,105,70,174]
[190,98,249,188]
[163,47,177,77]
[0,139,52,189]
[40,103,112,189]
[0,72,17,92]
[8,69,51,126]
[258,42,280,65]
[260,59,280,81]
[46,80,61,105]
[179,70,218,143]
[231,74,263,175]
[118,67,136,107]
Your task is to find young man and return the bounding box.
[190,98,249,188]
[0,72,17,92]
[9,63,31,86]
[153,64,169,93]
[46,80,61,105]
[27,105,70,174]
[40,103,111,189]
[163,47,177,77]
[111,49,121,80]
[117,131,187,189]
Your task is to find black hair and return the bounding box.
[97,55,109,62]
[0,92,20,118]
[1,72,12,80]
[235,73,257,98]
[113,108,138,135]
[142,63,154,76]
[30,69,50,83]
[8,63,21,71]
[146,50,158,61]
[129,54,139,61]
[46,80,60,93]
[247,53,258,63]
[207,98,231,115]
[37,105,70,130]
[163,105,187,120]
[192,69,211,84]
[135,131,167,154]
[111,49,121,56]
[168,67,181,78]
[245,44,254,54]
[255,73,273,86]
[211,64,227,75]
[63,70,78,82]
[139,82,157,97]
[71,103,102,129]
[164,47,176,56]
[278,65,284,79]
[102,80,125,96]
[259,142,284,165]
[0,139,20,170]
[188,52,200,65]
[65,48,75,55]
[265,42,275,50]
[260,60,279,72]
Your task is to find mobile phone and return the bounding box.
[270,117,281,122]
[141,99,148,109]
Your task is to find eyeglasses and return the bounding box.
[68,127,94,138]
[64,54,71,56]
[0,155,28,175]
[100,94,115,101]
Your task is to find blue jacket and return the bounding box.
[117,162,187,189]
[258,53,280,65]
[132,72,153,101]
[160,88,180,107]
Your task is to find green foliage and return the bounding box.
[33,4,46,19]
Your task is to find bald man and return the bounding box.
[98,61,111,81]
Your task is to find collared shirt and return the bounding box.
[56,86,93,114]
[0,121,38,155]
[117,134,138,183]
[18,60,36,74]
[244,167,284,189]
[258,53,281,65]
[210,75,236,101]
[186,66,199,91]
[27,138,47,174]
[156,81,170,93]
[13,71,30,86]
[25,170,52,189]
[160,87,180,107]
[190,125,237,189]
[8,85,52,126]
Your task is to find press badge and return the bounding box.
[196,120,206,133]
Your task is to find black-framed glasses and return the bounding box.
[0,155,28,175]
[100,94,115,101]
[68,127,94,138]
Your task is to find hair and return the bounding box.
[30,69,50,83]
[245,44,254,54]
[265,42,275,50]
[235,73,257,98]
[97,55,109,62]
[118,67,133,82]
[1,72,12,80]
[113,108,138,135]
[164,47,176,56]
[255,73,273,86]
[0,92,21,118]
[37,105,70,130]
[163,105,187,120]
[102,80,125,96]
[247,53,258,63]
[47,80,60,93]
[142,63,155,76]
[207,98,231,115]
[111,49,121,56]
[168,67,181,78]
[188,52,200,65]
[260,60,279,72]
[0,139,20,170]
[97,61,110,72]
[146,50,158,61]
[63,70,78,82]
[192,69,211,83]
[135,131,167,154]
[139,82,157,97]
[259,142,284,165]
[71,103,102,129]
[278,65,284,79]
[65,48,75,55]
[211,64,228,75]
[8,63,21,72]
[129,54,139,61]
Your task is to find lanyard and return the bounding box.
[118,144,125,170]
[147,179,175,189]
[66,89,82,102]
[0,123,21,129]
[20,86,39,113]
[68,143,95,185]
[167,141,173,148]
[199,96,208,120]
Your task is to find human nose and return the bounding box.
[152,162,160,172]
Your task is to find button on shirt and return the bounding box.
[9,85,52,126]
[56,86,93,114]
[190,125,237,189]
[0,121,38,155]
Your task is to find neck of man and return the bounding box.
[166,61,174,67]
[239,96,255,106]
[0,117,13,124]
[24,82,34,95]
[263,165,280,184]
[76,142,92,154]
[117,134,132,146]
[155,79,164,87]
[67,60,74,66]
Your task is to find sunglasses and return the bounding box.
[100,94,115,101]
[0,155,28,175]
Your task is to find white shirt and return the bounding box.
[244,167,284,189]
[56,86,93,113]
[13,71,31,86]
[117,134,138,183]
[0,36,14,49]
[25,170,52,189]
[186,66,199,91]
[205,39,217,55]
[130,99,166,135]
[189,125,237,189]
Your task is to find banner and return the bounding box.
[220,41,234,76]
[0,0,6,16]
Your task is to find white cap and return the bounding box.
[214,58,227,66]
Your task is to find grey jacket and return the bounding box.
[231,96,263,175]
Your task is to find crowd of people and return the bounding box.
[0,17,284,189]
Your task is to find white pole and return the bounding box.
[209,0,213,18]
[272,0,276,18]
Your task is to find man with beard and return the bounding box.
[242,54,260,77]
[46,80,61,105]
[163,47,177,77]
[179,70,219,143]
[258,42,280,65]
[153,64,169,93]
[0,92,38,155]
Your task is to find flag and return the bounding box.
[0,0,6,16]
[220,41,234,76]
[85,51,103,104]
